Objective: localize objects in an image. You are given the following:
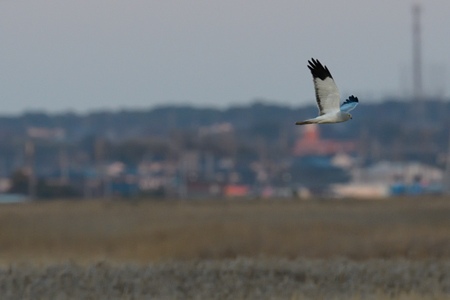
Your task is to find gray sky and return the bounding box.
[1,0,449,114]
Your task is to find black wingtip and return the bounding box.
[307,58,333,80]
[348,95,359,102]
[344,95,359,104]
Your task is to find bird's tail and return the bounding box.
[295,120,314,125]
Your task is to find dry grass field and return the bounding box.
[0,197,449,299]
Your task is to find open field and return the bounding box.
[1,197,449,263]
[0,197,449,299]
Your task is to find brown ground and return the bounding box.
[0,197,449,299]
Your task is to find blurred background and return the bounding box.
[0,0,450,201]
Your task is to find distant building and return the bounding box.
[356,161,443,186]
[293,124,355,156]
[27,127,65,140]
[224,184,250,197]
[337,161,445,198]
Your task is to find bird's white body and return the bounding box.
[300,111,351,124]
[296,58,358,125]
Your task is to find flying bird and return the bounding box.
[296,58,358,125]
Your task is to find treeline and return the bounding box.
[0,97,449,163]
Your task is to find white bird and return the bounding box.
[296,58,359,125]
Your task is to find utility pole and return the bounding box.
[412,4,423,102]
[25,140,36,200]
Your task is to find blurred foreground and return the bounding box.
[0,197,449,299]
[2,259,449,299]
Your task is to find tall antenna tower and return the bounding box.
[412,4,423,101]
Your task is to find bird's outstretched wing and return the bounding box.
[308,58,340,115]
[340,95,359,112]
